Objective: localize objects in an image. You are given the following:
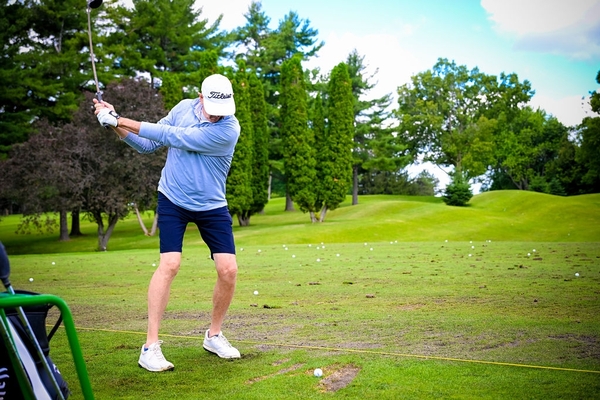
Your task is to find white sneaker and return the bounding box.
[203,330,241,359]
[138,341,174,372]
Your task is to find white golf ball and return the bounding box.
[292,255,296,258]
[258,249,261,253]
[51,262,55,265]
[253,290,259,295]
[152,263,156,267]
[29,278,33,282]
[314,368,323,377]
[316,258,320,262]
[575,273,579,277]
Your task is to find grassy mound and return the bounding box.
[0,191,598,255]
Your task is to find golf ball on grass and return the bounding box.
[253,290,259,295]
[314,368,323,377]
[575,273,579,277]
[29,278,33,282]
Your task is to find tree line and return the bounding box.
[0,0,598,250]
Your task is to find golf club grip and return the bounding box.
[96,91,103,102]
[88,0,103,9]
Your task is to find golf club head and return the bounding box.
[87,0,103,9]
[0,242,11,289]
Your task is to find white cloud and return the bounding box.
[530,92,597,127]
[481,0,600,59]
[303,31,422,100]
[193,0,252,31]
[481,0,598,35]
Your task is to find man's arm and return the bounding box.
[111,118,142,137]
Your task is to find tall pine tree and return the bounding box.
[320,62,354,221]
[247,73,270,217]
[280,54,316,220]
[226,66,254,225]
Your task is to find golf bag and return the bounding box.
[0,290,70,400]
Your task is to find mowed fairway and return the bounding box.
[1,191,599,399]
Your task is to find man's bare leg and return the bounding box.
[208,253,238,336]
[145,252,181,346]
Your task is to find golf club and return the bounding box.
[86,0,104,102]
[0,243,66,400]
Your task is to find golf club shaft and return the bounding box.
[87,7,102,102]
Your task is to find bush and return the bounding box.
[443,175,473,206]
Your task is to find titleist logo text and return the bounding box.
[207,91,232,99]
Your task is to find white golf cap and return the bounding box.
[201,74,236,116]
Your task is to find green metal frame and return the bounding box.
[0,292,95,399]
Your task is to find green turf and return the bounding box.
[1,191,599,255]
[0,192,599,399]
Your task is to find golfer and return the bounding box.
[94,74,241,372]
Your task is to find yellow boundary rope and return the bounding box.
[68,326,600,375]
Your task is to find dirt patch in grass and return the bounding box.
[548,334,600,360]
[245,362,305,384]
[318,364,361,392]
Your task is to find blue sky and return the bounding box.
[199,0,599,128]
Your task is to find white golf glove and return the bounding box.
[97,108,120,127]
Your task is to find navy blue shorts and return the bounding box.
[157,192,235,257]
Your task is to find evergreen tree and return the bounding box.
[247,73,270,216]
[160,73,183,110]
[311,93,326,218]
[0,0,95,156]
[345,50,398,204]
[226,67,254,226]
[233,3,324,208]
[280,55,316,219]
[319,62,354,221]
[104,0,227,88]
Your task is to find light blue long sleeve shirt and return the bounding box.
[122,98,240,211]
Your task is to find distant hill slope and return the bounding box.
[1,191,598,254]
[234,191,600,245]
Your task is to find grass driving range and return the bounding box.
[1,191,599,399]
